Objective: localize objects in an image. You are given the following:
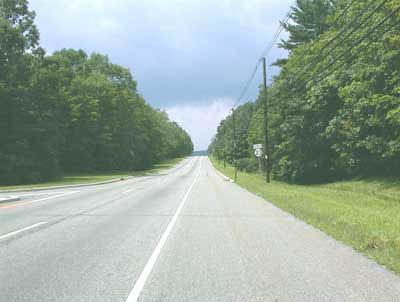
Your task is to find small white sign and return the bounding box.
[253,144,262,150]
[254,148,263,157]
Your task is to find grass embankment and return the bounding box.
[0,157,185,191]
[210,157,400,274]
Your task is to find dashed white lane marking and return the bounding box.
[122,188,139,194]
[125,157,203,302]
[0,221,48,241]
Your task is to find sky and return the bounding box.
[30,0,292,151]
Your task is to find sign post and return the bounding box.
[254,146,263,176]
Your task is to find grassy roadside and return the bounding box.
[0,157,186,191]
[210,156,400,274]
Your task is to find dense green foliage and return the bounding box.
[280,0,337,51]
[0,0,193,185]
[210,0,400,183]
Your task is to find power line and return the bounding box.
[232,61,261,108]
[261,0,298,59]
[316,0,378,58]
[269,4,400,114]
[231,0,298,110]
[275,6,400,117]
[282,15,400,117]
[231,0,364,112]
[310,7,400,87]
[232,14,291,109]
[288,0,359,82]
[261,15,290,59]
[291,0,385,85]
[229,4,294,180]
[315,0,389,67]
[331,0,358,27]
[300,4,400,90]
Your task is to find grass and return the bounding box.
[210,157,400,274]
[0,157,185,191]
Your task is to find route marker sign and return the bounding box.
[254,148,263,157]
[253,144,262,150]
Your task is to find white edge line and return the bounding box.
[0,221,48,241]
[207,157,232,182]
[125,157,203,302]
[29,191,79,204]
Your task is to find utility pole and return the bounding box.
[223,125,226,168]
[223,151,226,168]
[232,108,237,182]
[262,57,271,183]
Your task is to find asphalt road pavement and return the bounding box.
[1,156,399,301]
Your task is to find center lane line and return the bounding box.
[125,157,203,302]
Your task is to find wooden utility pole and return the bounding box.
[223,125,226,168]
[232,108,237,182]
[262,57,271,183]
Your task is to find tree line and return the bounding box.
[0,0,193,185]
[209,0,400,184]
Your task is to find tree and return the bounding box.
[211,0,400,183]
[280,0,337,51]
[0,0,53,184]
[0,2,194,185]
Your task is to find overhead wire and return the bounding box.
[261,15,290,59]
[287,0,358,84]
[232,12,290,109]
[299,4,400,90]
[284,15,400,117]
[291,0,384,85]
[314,0,389,66]
[331,0,358,27]
[317,0,370,55]
[277,5,400,117]
[232,61,262,109]
[222,0,400,165]
[229,5,293,177]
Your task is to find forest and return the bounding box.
[0,0,193,185]
[209,0,400,184]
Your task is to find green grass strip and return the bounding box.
[210,156,400,274]
[0,157,186,191]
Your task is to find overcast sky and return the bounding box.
[30,0,292,150]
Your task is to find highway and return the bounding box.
[1,156,399,301]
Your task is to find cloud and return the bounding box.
[29,0,292,150]
[166,98,234,150]
[30,0,291,107]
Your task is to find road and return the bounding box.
[1,156,399,301]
